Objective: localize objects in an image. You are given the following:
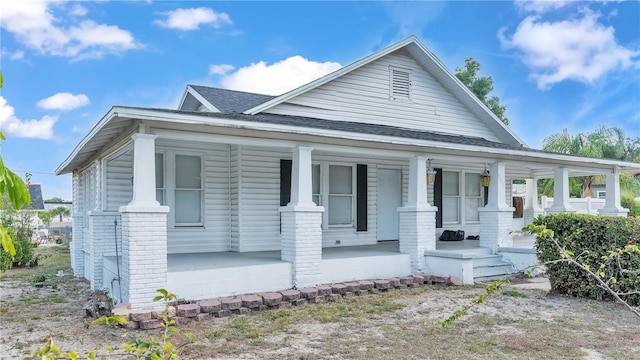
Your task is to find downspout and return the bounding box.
[111,218,122,303]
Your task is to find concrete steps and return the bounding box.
[473,254,516,283]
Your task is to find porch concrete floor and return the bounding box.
[167,236,536,272]
[167,241,402,272]
[436,235,536,252]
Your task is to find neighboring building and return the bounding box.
[56,36,640,309]
[27,184,45,210]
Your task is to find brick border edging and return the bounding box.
[112,273,463,330]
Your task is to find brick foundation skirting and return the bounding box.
[112,273,462,330]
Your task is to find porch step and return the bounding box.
[473,255,516,282]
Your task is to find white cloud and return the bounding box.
[219,56,342,95]
[154,7,232,31]
[70,4,87,17]
[515,0,571,14]
[1,48,24,60]
[0,1,141,60]
[499,8,639,89]
[0,97,57,139]
[37,93,90,111]
[209,64,235,75]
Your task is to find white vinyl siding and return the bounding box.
[104,148,133,211]
[263,51,500,141]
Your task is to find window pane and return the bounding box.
[465,197,481,222]
[175,190,201,224]
[328,196,352,225]
[443,171,459,196]
[443,197,459,222]
[465,173,481,196]
[155,153,164,188]
[312,164,320,194]
[312,195,320,206]
[176,155,201,189]
[329,165,352,194]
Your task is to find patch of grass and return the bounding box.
[303,295,405,323]
[501,289,528,298]
[210,317,261,341]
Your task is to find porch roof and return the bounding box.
[56,105,640,177]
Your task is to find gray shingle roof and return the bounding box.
[189,85,276,113]
[27,184,44,210]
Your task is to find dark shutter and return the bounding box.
[434,168,443,228]
[356,164,368,232]
[280,159,292,206]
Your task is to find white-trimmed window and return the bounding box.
[328,165,354,226]
[442,171,460,223]
[389,66,412,101]
[312,164,321,206]
[156,152,204,227]
[464,173,482,222]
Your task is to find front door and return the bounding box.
[377,169,401,240]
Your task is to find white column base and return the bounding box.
[598,207,629,217]
[120,206,169,310]
[545,205,577,214]
[479,208,515,253]
[398,205,437,272]
[280,205,324,289]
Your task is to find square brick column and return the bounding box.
[119,206,169,310]
[399,155,437,272]
[280,206,324,288]
[87,211,121,291]
[479,162,515,253]
[71,214,84,277]
[399,206,437,272]
[280,146,324,289]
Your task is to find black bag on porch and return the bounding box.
[439,230,465,241]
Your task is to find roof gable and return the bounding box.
[244,35,525,146]
[179,85,276,113]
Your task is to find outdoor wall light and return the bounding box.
[481,164,491,188]
[426,159,437,185]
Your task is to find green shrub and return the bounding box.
[621,198,640,218]
[0,227,34,270]
[533,213,640,306]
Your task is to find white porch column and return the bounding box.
[598,172,629,217]
[399,155,437,272]
[523,178,544,225]
[280,146,324,288]
[479,162,515,253]
[119,133,170,310]
[545,167,576,213]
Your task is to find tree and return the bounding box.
[542,126,629,198]
[455,57,510,126]
[624,137,640,163]
[51,206,71,222]
[38,211,53,230]
[46,197,64,203]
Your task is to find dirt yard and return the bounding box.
[1,245,639,360]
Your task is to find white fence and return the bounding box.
[540,196,606,215]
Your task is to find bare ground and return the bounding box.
[1,245,639,360]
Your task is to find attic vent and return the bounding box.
[389,66,412,101]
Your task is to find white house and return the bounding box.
[56,36,639,309]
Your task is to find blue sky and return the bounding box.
[1,1,639,201]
